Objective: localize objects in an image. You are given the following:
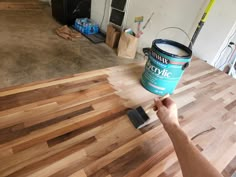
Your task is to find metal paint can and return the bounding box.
[141,39,192,96]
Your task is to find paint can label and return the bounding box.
[141,39,192,96]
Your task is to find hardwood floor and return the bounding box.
[0,58,235,177]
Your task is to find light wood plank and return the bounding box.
[0,59,235,177]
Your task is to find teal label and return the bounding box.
[141,47,191,96]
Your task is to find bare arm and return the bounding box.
[154,97,223,177]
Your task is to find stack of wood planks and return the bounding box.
[0,58,235,176]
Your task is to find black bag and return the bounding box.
[51,0,91,25]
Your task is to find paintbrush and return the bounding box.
[127,94,169,129]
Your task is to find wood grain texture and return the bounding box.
[0,58,235,177]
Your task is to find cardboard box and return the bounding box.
[106,25,121,49]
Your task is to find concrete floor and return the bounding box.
[0,1,142,89]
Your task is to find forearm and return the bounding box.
[165,124,223,177]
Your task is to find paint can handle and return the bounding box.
[156,27,193,49]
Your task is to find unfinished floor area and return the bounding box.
[0,1,141,89]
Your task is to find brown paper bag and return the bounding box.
[117,32,138,59]
[106,25,121,48]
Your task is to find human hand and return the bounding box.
[153,97,179,129]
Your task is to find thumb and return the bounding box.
[154,98,164,109]
[163,97,175,108]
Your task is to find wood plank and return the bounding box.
[10,106,127,153]
[6,138,95,177]
[0,75,108,111]
[69,169,88,177]
[222,156,236,177]
[84,126,167,176]
[0,106,93,145]
[0,59,235,177]
[0,71,107,97]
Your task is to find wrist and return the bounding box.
[164,122,190,143]
[163,122,180,134]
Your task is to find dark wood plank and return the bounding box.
[0,106,93,144]
[8,137,96,177]
[0,75,108,111]
[0,60,235,177]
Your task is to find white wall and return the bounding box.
[91,0,205,50]
[91,0,236,65]
[124,0,206,53]
[194,0,236,65]
[91,0,111,32]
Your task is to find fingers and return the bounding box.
[153,96,176,111]
[153,98,164,111]
[153,105,158,111]
[162,97,175,108]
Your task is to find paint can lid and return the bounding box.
[153,39,192,59]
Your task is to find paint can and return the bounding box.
[141,34,192,96]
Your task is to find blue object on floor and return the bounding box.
[74,18,99,35]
